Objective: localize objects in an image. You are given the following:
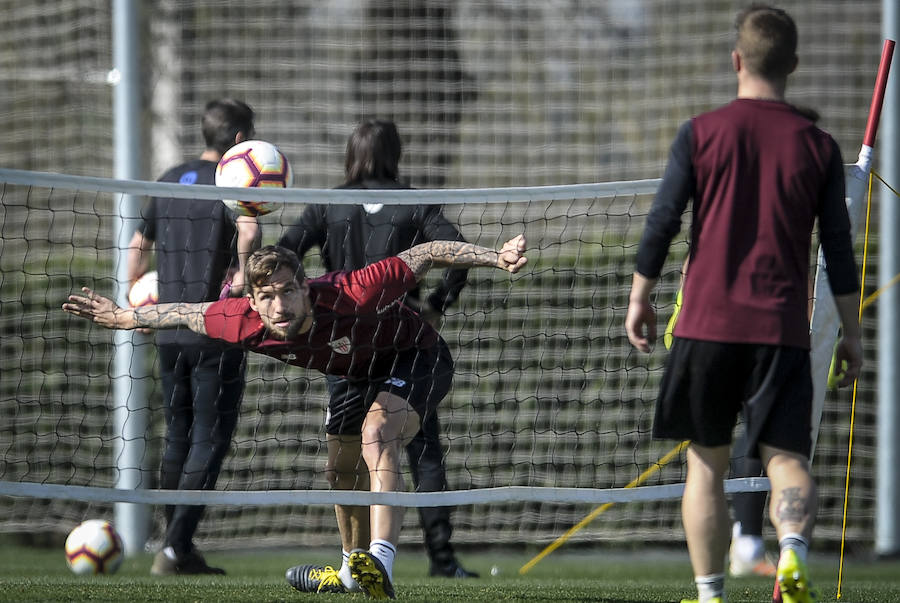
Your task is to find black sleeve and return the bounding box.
[277,204,326,259]
[818,138,859,295]
[419,205,469,312]
[635,120,694,278]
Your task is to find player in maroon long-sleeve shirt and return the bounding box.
[625,5,861,603]
[64,236,526,600]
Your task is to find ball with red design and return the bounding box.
[128,270,158,307]
[64,519,124,575]
[215,140,292,217]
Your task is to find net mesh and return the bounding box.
[0,172,881,549]
[0,1,885,184]
[0,0,887,550]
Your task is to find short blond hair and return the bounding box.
[735,4,797,79]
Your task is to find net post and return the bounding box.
[112,0,151,556]
[876,7,900,558]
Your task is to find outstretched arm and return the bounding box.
[398,234,527,281]
[63,288,211,335]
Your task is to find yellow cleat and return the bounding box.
[776,550,819,603]
[349,549,395,600]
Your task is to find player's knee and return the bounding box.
[360,437,402,472]
[763,447,810,476]
[360,420,389,449]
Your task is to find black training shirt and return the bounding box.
[278,178,468,313]
[138,158,239,347]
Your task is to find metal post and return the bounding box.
[111,0,151,556]
[877,1,900,556]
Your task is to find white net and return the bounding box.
[0,169,879,550]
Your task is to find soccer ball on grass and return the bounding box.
[215,139,292,217]
[64,519,124,575]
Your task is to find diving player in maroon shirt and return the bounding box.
[625,5,861,603]
[64,235,527,600]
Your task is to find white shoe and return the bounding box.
[729,524,776,577]
[729,551,777,577]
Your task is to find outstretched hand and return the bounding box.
[63,288,132,330]
[498,234,528,273]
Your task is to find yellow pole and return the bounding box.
[836,171,875,600]
[519,440,689,574]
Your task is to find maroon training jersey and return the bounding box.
[636,99,856,348]
[203,256,438,379]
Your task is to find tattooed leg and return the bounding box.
[760,445,817,541]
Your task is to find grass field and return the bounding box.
[1,543,900,602]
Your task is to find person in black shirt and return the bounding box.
[279,120,477,593]
[127,98,260,575]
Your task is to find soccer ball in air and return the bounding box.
[215,139,292,217]
[128,270,158,307]
[64,519,124,575]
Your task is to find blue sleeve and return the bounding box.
[635,120,694,278]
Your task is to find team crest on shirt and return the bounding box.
[328,336,352,354]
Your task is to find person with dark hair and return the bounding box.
[278,119,476,585]
[126,98,260,575]
[65,236,527,600]
[625,5,861,603]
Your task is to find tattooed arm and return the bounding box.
[63,287,212,335]
[398,234,527,281]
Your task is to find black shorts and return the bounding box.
[653,338,813,459]
[324,338,454,436]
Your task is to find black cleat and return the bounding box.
[151,549,226,575]
[429,560,480,578]
[285,564,348,593]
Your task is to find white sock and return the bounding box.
[369,539,397,581]
[339,550,362,592]
[163,546,177,561]
[694,573,725,603]
[779,533,809,563]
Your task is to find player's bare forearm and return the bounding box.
[398,234,527,281]
[63,287,209,335]
[133,303,209,334]
[625,272,659,353]
[400,241,496,277]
